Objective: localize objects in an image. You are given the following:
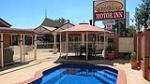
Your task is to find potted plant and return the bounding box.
[106,44,115,60]
[130,52,138,69]
[53,48,58,54]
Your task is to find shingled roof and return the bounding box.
[41,18,63,28]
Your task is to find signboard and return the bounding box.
[103,20,115,25]
[106,24,112,30]
[94,0,125,20]
[103,20,115,30]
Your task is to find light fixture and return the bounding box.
[146,19,150,28]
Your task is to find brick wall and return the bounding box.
[4,34,11,48]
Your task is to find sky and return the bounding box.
[0,0,142,28]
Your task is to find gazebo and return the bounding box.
[59,23,114,61]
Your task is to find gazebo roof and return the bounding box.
[62,24,111,33]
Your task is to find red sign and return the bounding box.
[95,11,124,20]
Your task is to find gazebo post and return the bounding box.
[104,30,106,59]
[86,32,88,61]
[53,33,57,49]
[81,33,85,45]
[1,33,4,67]
[34,35,37,60]
[59,32,62,58]
[66,32,68,59]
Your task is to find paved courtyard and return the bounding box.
[0,49,149,84]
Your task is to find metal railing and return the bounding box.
[60,41,107,52]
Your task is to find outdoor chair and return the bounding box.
[79,45,96,57]
[95,49,105,59]
[79,45,86,56]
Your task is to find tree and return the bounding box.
[127,25,136,37]
[135,0,150,29]
[112,19,126,36]
[55,18,70,24]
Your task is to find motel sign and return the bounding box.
[93,0,125,20]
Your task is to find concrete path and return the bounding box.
[0,49,149,84]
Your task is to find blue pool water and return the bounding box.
[31,64,118,84]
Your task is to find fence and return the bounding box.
[135,29,150,80]
[61,41,106,53]
[37,42,60,49]
[118,37,134,53]
[12,45,34,63]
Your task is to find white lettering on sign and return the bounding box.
[95,11,124,20]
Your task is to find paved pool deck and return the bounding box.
[0,49,149,84]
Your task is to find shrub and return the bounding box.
[106,44,115,53]
[130,52,137,62]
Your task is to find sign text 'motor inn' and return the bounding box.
[95,11,124,20]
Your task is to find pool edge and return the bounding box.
[117,69,127,84]
[18,64,127,84]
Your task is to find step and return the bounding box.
[104,70,117,77]
[40,69,66,84]
[94,73,116,84]
[96,71,116,82]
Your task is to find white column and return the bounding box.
[66,32,68,59]
[59,32,62,57]
[53,33,57,49]
[86,32,88,61]
[104,31,106,59]
[1,33,4,67]
[19,34,23,63]
[34,35,37,60]
[81,33,85,45]
[22,34,25,63]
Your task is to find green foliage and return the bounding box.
[130,52,137,62]
[107,38,115,52]
[55,18,70,24]
[108,38,113,43]
[112,19,126,36]
[106,44,115,52]
[135,0,150,29]
[126,25,136,37]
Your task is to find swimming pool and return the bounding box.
[29,64,123,84]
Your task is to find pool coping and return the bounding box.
[17,64,59,84]
[117,68,127,84]
[18,64,127,84]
